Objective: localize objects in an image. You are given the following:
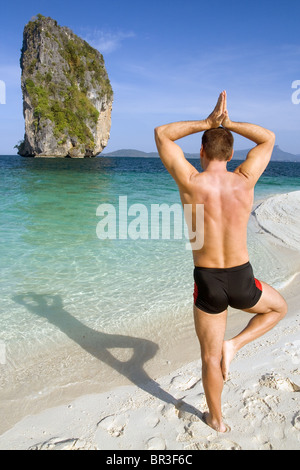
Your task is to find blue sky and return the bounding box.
[0,0,300,154]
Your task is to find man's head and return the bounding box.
[201,127,234,162]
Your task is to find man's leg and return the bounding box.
[222,281,287,381]
[193,305,229,433]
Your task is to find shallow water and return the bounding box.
[1,156,299,351]
[0,155,299,432]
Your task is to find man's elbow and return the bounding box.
[154,126,164,145]
[154,126,163,138]
[268,130,276,144]
[262,130,275,149]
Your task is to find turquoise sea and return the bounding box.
[0,155,299,430]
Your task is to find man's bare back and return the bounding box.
[154,91,287,433]
[181,167,253,268]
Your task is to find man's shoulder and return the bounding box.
[189,170,253,195]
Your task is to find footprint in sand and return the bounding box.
[292,411,300,430]
[170,374,201,391]
[97,414,128,437]
[29,438,98,450]
[259,373,300,392]
[185,438,241,451]
[146,436,166,450]
[145,413,160,429]
[282,340,300,365]
[206,438,241,450]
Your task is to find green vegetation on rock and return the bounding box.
[25,75,99,146]
[19,14,113,157]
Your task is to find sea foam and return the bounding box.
[254,191,300,252]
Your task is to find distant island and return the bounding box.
[17,14,113,158]
[102,146,300,162]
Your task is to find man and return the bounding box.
[154,91,287,433]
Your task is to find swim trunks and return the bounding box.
[193,261,263,314]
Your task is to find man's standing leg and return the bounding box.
[194,306,229,433]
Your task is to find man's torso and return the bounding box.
[180,170,254,268]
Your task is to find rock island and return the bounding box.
[17,14,113,158]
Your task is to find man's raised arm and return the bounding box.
[222,97,275,185]
[154,121,207,186]
[155,91,227,186]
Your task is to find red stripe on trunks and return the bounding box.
[193,282,198,304]
[255,278,263,291]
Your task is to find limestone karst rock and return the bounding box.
[17,14,113,158]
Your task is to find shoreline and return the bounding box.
[0,191,299,449]
[0,274,299,450]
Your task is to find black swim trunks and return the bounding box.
[193,261,263,314]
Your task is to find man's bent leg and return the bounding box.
[222,281,287,381]
[194,305,228,432]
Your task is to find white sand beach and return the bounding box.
[0,191,299,451]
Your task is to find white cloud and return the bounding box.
[83,30,135,54]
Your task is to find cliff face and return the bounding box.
[18,14,113,158]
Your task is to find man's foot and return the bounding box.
[202,412,231,433]
[221,340,236,381]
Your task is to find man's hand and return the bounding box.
[205,90,227,129]
[220,91,231,128]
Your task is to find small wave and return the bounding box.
[272,271,300,290]
[254,191,300,252]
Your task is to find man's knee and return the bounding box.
[201,352,222,370]
[277,296,288,320]
[263,287,287,321]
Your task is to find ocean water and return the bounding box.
[0,155,299,426]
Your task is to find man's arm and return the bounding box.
[155,92,227,187]
[222,105,275,185]
[154,120,208,186]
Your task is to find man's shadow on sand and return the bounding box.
[13,293,202,420]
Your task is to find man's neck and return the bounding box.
[203,160,228,173]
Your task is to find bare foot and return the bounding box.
[221,340,236,381]
[202,412,231,433]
